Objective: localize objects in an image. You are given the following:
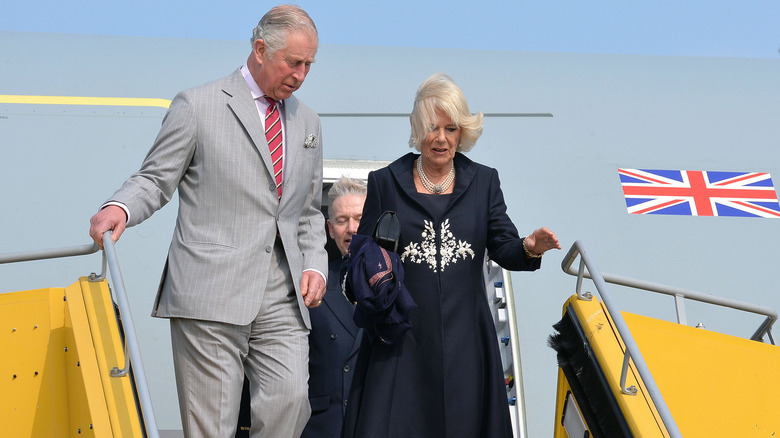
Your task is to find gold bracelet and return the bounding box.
[523,237,542,258]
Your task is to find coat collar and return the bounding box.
[387,152,477,215]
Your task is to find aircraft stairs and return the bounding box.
[4,235,778,437]
[549,241,780,437]
[483,257,531,438]
[1,233,159,438]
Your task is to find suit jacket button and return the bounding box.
[265,246,273,253]
[343,365,350,373]
[330,333,338,340]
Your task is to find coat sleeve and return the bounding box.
[357,169,385,238]
[484,167,541,272]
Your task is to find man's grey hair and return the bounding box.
[251,5,318,58]
[328,176,367,207]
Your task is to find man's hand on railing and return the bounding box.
[89,205,128,250]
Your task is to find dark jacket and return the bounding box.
[302,258,362,438]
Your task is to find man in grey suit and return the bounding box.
[88,5,327,437]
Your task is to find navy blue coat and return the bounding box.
[344,152,541,438]
[302,258,362,438]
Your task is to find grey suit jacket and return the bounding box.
[109,69,327,328]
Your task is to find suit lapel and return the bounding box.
[224,71,277,182]
[323,291,359,339]
[349,328,363,359]
[280,96,301,205]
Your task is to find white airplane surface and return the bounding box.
[2,30,779,437]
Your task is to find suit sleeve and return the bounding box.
[107,91,197,227]
[485,168,541,272]
[297,122,328,275]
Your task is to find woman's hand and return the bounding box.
[523,227,562,257]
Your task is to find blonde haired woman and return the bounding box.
[344,73,560,438]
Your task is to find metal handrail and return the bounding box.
[0,233,159,438]
[0,241,100,265]
[561,243,777,344]
[101,232,159,438]
[501,266,529,438]
[560,241,683,438]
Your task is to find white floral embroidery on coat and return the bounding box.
[400,218,475,272]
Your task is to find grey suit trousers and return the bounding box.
[170,241,310,438]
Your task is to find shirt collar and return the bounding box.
[241,64,283,106]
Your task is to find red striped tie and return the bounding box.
[264,97,283,200]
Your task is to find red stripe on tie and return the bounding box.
[264,97,283,200]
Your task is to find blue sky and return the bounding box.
[2,0,779,59]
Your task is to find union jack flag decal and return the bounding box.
[618,168,780,218]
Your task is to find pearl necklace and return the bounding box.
[417,158,455,194]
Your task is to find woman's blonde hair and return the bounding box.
[408,73,484,152]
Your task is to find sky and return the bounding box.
[2,0,779,59]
